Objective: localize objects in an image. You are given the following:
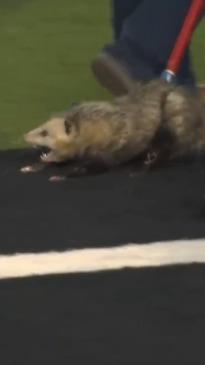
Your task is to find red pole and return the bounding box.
[162,0,205,82]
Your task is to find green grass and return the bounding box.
[192,22,205,82]
[0,0,204,149]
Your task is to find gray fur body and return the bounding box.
[24,80,205,167]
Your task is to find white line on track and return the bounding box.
[0,239,205,280]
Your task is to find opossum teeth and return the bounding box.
[40,151,51,161]
[41,152,48,159]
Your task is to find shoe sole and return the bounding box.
[91,53,134,96]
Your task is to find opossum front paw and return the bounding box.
[49,175,66,182]
[20,162,45,174]
[21,165,35,173]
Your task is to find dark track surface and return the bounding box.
[0,149,205,365]
[1,266,205,365]
[0,149,205,253]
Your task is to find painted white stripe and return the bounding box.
[0,239,205,280]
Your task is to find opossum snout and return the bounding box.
[24,132,38,147]
[24,132,30,142]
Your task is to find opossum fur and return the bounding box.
[24,80,205,168]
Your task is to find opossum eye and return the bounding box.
[40,130,48,137]
[64,120,72,134]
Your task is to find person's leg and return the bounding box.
[112,0,143,40]
[92,0,197,95]
[119,0,194,81]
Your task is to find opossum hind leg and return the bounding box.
[49,165,87,181]
[49,160,109,182]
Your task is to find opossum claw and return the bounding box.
[144,151,158,166]
[49,175,66,182]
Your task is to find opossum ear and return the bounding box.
[64,120,72,134]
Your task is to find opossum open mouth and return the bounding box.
[40,147,50,155]
[30,146,52,161]
[39,147,52,161]
[30,145,50,155]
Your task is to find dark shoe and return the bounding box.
[91,52,135,96]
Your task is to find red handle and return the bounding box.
[167,0,205,74]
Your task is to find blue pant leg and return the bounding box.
[107,0,198,86]
[121,0,193,68]
[112,0,143,39]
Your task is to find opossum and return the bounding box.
[21,79,205,181]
